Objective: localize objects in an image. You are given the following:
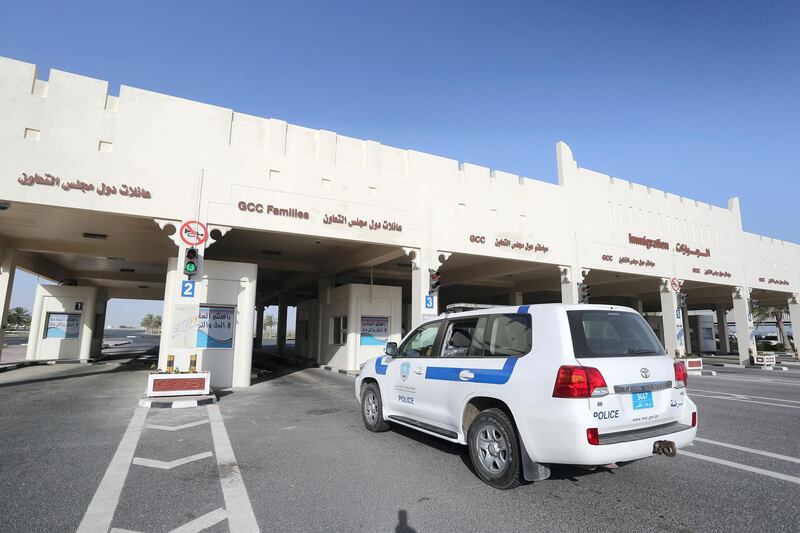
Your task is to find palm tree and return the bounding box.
[152,315,162,334]
[264,315,276,338]
[140,313,155,334]
[6,307,31,329]
[752,305,795,357]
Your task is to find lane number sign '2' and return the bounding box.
[180,220,208,247]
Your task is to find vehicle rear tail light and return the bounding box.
[691,411,697,428]
[587,428,599,446]
[674,361,687,388]
[553,365,608,398]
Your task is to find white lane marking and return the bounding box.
[76,406,149,533]
[109,508,227,533]
[694,437,800,464]
[133,451,213,469]
[680,450,800,485]
[690,388,800,404]
[169,508,228,533]
[692,374,800,386]
[689,393,800,409]
[207,404,260,533]
[146,419,211,431]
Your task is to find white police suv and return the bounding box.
[356,304,697,489]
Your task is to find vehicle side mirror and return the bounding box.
[384,342,398,357]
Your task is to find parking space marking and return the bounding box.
[693,374,800,386]
[694,437,800,464]
[76,406,149,533]
[146,420,210,431]
[132,451,213,469]
[681,450,800,485]
[207,404,260,533]
[689,393,800,409]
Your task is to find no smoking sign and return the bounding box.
[179,220,208,247]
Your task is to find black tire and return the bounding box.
[361,382,390,432]
[467,408,521,489]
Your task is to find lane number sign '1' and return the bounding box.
[180,220,208,247]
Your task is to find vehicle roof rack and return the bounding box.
[444,303,505,314]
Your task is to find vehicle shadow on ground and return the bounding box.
[388,422,615,484]
[0,359,149,389]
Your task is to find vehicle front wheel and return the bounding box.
[467,408,521,489]
[361,382,390,432]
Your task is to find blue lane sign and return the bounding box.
[181,280,196,298]
[424,295,434,309]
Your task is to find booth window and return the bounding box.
[332,316,348,345]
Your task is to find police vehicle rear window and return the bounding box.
[567,310,665,358]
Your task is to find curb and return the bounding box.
[710,363,745,368]
[755,366,788,372]
[688,370,717,376]
[139,395,217,409]
[0,360,50,373]
[319,365,359,377]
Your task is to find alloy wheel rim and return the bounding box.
[476,423,509,474]
[364,392,378,424]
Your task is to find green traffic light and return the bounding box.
[185,261,197,273]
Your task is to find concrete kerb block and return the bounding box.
[710,363,745,368]
[319,364,359,377]
[139,395,217,409]
[688,370,717,376]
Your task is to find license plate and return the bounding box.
[632,391,654,410]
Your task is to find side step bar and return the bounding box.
[387,415,459,439]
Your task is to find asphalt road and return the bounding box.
[0,359,797,532]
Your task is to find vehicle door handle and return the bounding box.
[413,367,423,375]
[459,370,475,381]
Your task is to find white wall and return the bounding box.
[320,284,402,371]
[26,284,106,361]
[0,55,798,310]
[158,257,256,388]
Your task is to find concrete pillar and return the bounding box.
[254,304,264,349]
[559,265,582,304]
[633,298,645,314]
[232,268,257,388]
[78,287,98,362]
[408,248,449,329]
[277,296,288,353]
[659,278,685,358]
[157,257,180,371]
[716,305,730,353]
[788,294,800,358]
[681,299,692,354]
[317,276,331,363]
[508,289,523,306]
[0,249,17,361]
[732,286,757,365]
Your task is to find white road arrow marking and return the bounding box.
[146,419,210,431]
[133,451,212,470]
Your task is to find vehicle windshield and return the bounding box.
[567,310,665,358]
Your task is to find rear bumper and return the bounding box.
[516,399,697,465]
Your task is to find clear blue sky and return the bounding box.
[2,1,798,325]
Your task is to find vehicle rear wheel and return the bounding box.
[467,408,521,489]
[361,382,390,432]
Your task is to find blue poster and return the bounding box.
[360,316,389,346]
[46,313,80,339]
[197,306,234,348]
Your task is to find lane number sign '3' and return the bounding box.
[181,280,196,298]
[424,295,434,309]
